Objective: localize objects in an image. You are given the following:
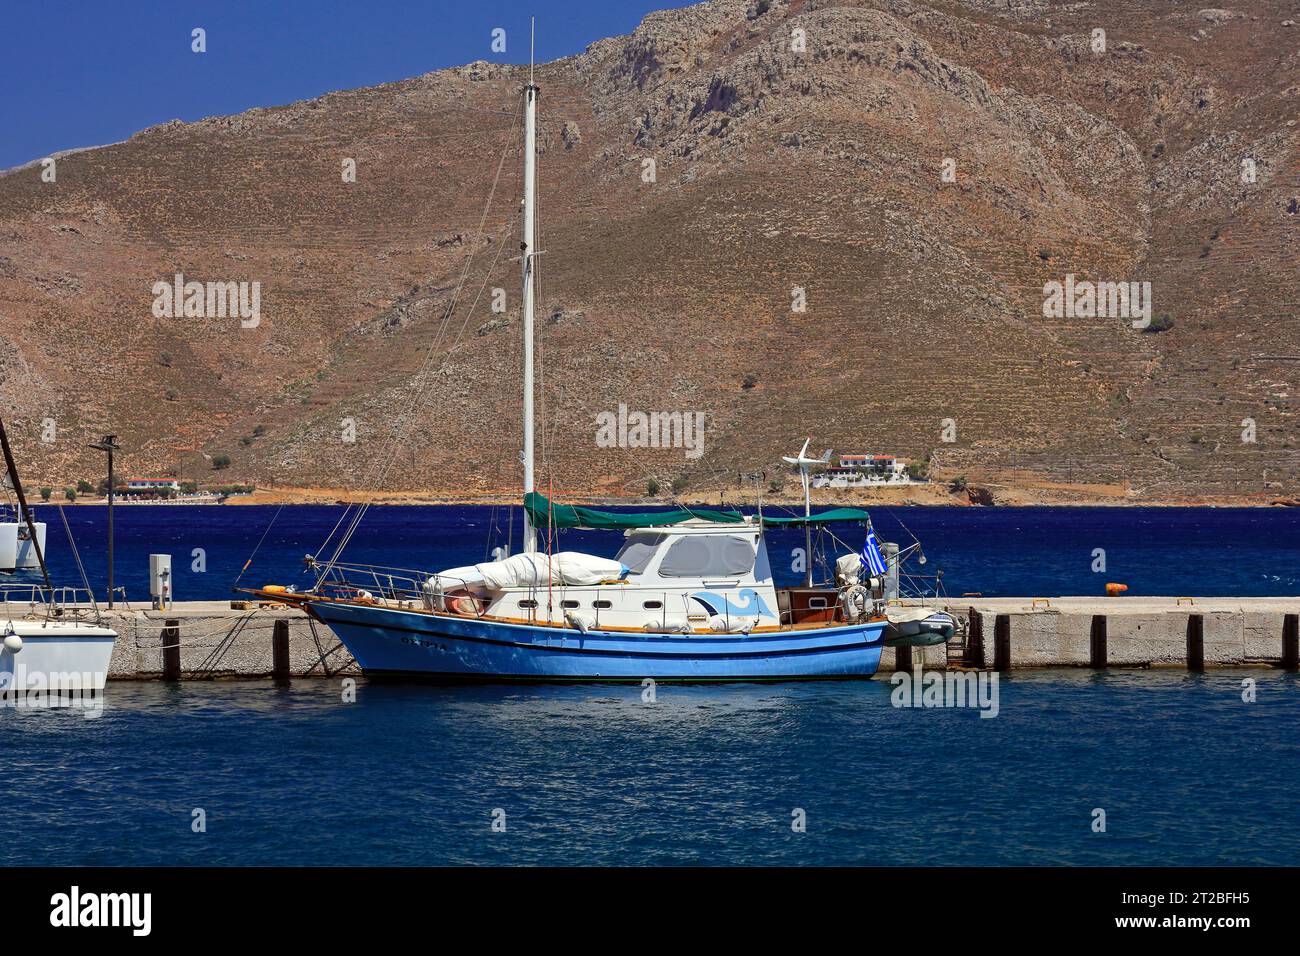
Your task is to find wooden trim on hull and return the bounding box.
[243,587,887,636]
[313,608,884,659]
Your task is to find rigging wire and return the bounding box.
[319,126,522,558]
[315,91,526,581]
[233,502,286,589]
[56,504,100,621]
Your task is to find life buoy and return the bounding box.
[840,585,870,622]
[446,594,482,616]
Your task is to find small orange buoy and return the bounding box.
[1105,582,1128,596]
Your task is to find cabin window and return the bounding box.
[561,599,580,609]
[643,600,663,610]
[519,599,538,609]
[657,535,756,578]
[615,533,666,574]
[808,597,828,610]
[592,600,612,609]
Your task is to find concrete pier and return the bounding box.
[5,597,1296,680]
[89,601,358,680]
[879,596,1300,672]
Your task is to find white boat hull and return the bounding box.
[0,620,117,693]
[0,521,47,572]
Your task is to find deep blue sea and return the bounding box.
[4,505,1299,866]
[3,672,1298,865]
[11,503,1300,600]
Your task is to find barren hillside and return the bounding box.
[1,0,1296,503]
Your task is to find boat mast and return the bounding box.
[520,23,539,553]
[0,415,53,593]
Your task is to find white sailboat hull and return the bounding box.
[0,620,117,693]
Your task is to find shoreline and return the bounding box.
[44,484,1300,509]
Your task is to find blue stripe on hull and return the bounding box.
[310,602,885,681]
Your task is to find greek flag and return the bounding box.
[860,530,887,577]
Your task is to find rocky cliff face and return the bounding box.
[1,0,1296,501]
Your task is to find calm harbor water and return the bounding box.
[3,671,1298,866]
[4,504,1299,866]
[11,503,1300,600]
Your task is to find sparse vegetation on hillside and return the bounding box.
[0,0,1293,502]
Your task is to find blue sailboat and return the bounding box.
[261,494,895,681]
[250,73,952,681]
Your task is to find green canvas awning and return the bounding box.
[523,493,870,531]
[524,492,744,530]
[759,507,871,527]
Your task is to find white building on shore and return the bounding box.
[812,454,922,488]
[126,478,181,494]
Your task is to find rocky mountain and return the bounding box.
[1,0,1296,503]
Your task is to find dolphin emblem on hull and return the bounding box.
[690,589,776,621]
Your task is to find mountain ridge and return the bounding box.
[1,0,1296,503]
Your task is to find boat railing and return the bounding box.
[0,584,104,622]
[310,560,490,617]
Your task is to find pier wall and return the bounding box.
[901,597,1300,671]
[10,596,1291,680]
[97,602,357,680]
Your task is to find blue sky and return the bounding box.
[0,0,689,169]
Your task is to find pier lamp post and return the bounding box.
[87,435,120,608]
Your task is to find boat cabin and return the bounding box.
[463,519,780,632]
[422,515,865,633]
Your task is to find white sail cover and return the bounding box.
[442,551,625,591]
[554,552,626,585]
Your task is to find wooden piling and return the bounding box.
[1186,614,1204,672]
[1089,615,1107,668]
[993,614,1011,672]
[967,607,985,669]
[272,618,290,680]
[1283,614,1299,671]
[895,644,913,672]
[161,619,180,681]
